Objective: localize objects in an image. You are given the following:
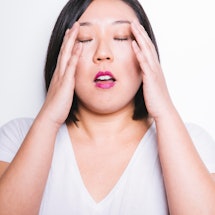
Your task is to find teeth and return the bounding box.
[97,75,112,81]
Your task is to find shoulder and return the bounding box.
[185,123,215,147]
[186,123,215,173]
[0,118,34,137]
[0,118,34,162]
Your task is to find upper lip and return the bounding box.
[94,71,116,82]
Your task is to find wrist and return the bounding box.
[153,102,179,124]
[35,110,62,133]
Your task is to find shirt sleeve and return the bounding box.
[0,118,33,163]
[186,123,215,173]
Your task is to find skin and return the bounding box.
[74,1,142,116]
[65,0,151,202]
[0,0,214,214]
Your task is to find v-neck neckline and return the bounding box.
[63,122,154,208]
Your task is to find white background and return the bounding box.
[1,0,215,139]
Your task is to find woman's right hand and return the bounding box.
[39,22,82,128]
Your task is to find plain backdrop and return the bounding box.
[1,0,215,139]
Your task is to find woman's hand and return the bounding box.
[39,22,82,128]
[131,21,174,120]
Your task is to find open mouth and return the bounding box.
[94,75,116,82]
[94,71,116,89]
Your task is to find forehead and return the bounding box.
[78,0,138,24]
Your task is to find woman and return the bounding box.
[0,0,215,214]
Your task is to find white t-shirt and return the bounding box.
[0,118,215,215]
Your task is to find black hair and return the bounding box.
[44,0,160,124]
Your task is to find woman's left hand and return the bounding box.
[131,21,174,120]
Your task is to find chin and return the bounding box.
[79,101,134,117]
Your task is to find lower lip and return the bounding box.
[95,81,115,89]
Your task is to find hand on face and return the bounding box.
[40,22,82,127]
[40,20,173,127]
[131,21,173,120]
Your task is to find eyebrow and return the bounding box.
[79,20,131,26]
[113,20,131,25]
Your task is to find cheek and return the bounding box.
[117,45,141,77]
[75,48,93,79]
[76,43,141,80]
[115,43,139,64]
[77,46,92,65]
[122,49,142,87]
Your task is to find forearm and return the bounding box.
[131,19,215,214]
[156,106,215,215]
[0,22,81,215]
[0,113,60,215]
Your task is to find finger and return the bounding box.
[64,42,83,81]
[57,22,80,75]
[131,21,159,65]
[131,21,158,57]
[131,22,161,77]
[132,40,151,76]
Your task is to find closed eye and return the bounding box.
[114,37,129,41]
[78,39,93,43]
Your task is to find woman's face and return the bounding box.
[75,0,141,115]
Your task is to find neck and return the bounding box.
[67,106,152,145]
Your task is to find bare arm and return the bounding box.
[0,162,9,178]
[131,20,215,214]
[212,174,215,181]
[156,106,215,215]
[0,117,59,215]
[0,22,82,215]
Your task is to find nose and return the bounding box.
[93,40,113,64]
